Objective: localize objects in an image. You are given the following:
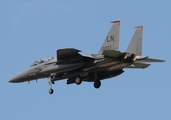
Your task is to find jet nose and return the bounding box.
[9,70,27,83]
[9,75,20,83]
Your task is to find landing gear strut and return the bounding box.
[48,75,55,94]
[93,72,101,89]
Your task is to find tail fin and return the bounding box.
[98,20,120,54]
[126,26,143,56]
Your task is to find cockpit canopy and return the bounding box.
[30,57,55,67]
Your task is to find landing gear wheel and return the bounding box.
[75,77,82,85]
[94,80,101,89]
[49,88,54,94]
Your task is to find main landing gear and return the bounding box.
[75,76,101,89]
[94,80,101,89]
[75,77,82,85]
[93,72,101,89]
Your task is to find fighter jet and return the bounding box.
[9,20,165,94]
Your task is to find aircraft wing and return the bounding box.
[137,58,165,62]
[125,63,151,69]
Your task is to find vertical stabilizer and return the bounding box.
[98,20,121,54]
[126,26,143,56]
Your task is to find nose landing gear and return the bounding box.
[49,88,54,94]
[48,75,55,94]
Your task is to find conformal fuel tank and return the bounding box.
[40,63,84,74]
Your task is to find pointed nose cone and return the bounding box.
[9,75,20,83]
[9,69,29,83]
[9,67,40,83]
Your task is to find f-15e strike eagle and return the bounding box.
[9,20,165,94]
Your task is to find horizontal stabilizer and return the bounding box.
[125,63,151,69]
[102,50,123,57]
[137,58,165,62]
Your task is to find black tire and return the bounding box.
[75,77,82,85]
[94,80,101,89]
[49,88,54,94]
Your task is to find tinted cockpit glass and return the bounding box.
[30,57,55,67]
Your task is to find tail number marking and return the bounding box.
[101,46,111,51]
